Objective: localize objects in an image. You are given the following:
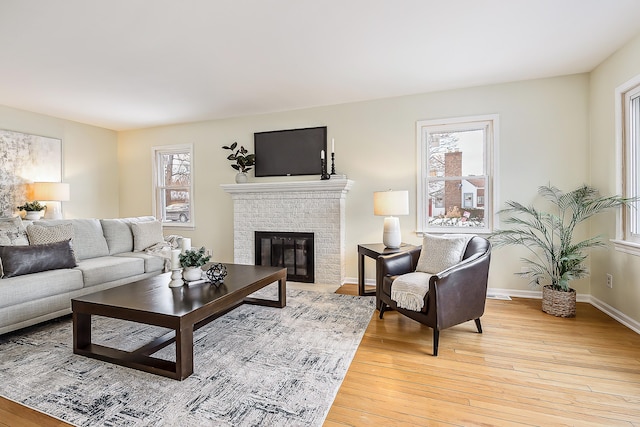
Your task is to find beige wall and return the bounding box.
[117,74,591,292]
[0,105,119,219]
[589,32,640,321]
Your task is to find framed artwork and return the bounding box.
[0,129,62,217]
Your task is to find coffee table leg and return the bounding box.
[277,275,286,308]
[73,312,92,352]
[175,323,194,380]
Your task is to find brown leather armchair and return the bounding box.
[376,236,491,356]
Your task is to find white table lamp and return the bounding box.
[29,182,70,219]
[374,190,409,249]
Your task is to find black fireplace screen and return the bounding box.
[255,231,314,283]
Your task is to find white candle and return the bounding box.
[181,237,191,254]
[170,249,181,269]
[332,138,335,153]
[321,150,325,160]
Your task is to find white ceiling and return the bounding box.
[2,0,640,131]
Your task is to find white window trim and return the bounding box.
[151,143,194,229]
[416,114,499,236]
[613,74,640,256]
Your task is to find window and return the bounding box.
[152,145,193,227]
[416,115,497,234]
[615,75,640,254]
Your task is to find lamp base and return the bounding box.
[43,202,63,220]
[382,216,402,249]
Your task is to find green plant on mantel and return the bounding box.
[179,247,211,268]
[490,184,635,292]
[17,201,45,211]
[222,142,255,173]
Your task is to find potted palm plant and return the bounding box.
[222,142,255,183]
[490,184,634,317]
[179,247,211,281]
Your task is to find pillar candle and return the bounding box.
[181,237,191,253]
[170,249,181,269]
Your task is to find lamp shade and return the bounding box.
[29,182,70,202]
[373,190,409,216]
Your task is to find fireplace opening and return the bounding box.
[255,231,314,283]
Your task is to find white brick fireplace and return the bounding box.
[221,179,354,286]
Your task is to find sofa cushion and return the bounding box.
[0,240,77,278]
[101,217,158,255]
[131,220,164,252]
[114,252,165,273]
[33,219,109,260]
[0,217,29,246]
[75,256,145,287]
[415,234,471,274]
[0,268,84,309]
[100,218,135,254]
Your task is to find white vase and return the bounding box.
[235,172,248,184]
[25,210,44,220]
[182,266,202,282]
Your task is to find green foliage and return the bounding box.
[490,184,635,292]
[222,142,255,173]
[179,246,211,268]
[17,201,45,211]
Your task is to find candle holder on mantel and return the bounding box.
[321,158,331,180]
[331,152,336,175]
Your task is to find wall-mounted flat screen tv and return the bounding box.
[254,126,327,177]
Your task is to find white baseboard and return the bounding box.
[588,296,640,335]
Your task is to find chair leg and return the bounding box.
[379,302,386,319]
[474,318,482,333]
[432,329,439,356]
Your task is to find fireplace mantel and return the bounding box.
[221,178,354,286]
[221,178,354,195]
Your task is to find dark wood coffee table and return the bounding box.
[72,263,286,380]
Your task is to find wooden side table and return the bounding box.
[357,243,419,296]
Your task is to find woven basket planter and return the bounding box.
[541,285,576,318]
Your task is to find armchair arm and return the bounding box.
[376,247,422,290]
[429,249,491,330]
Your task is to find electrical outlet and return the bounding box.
[606,273,613,288]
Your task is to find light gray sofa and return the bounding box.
[0,216,167,335]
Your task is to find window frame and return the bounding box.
[152,144,194,229]
[416,114,499,235]
[614,74,640,255]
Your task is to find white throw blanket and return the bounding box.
[390,272,433,311]
[144,234,183,272]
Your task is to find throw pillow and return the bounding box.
[0,239,77,278]
[26,223,75,245]
[0,217,29,246]
[131,220,164,252]
[415,234,471,274]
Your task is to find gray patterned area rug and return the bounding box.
[0,287,375,426]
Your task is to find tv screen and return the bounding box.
[254,126,327,177]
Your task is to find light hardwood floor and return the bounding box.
[2,284,640,426]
